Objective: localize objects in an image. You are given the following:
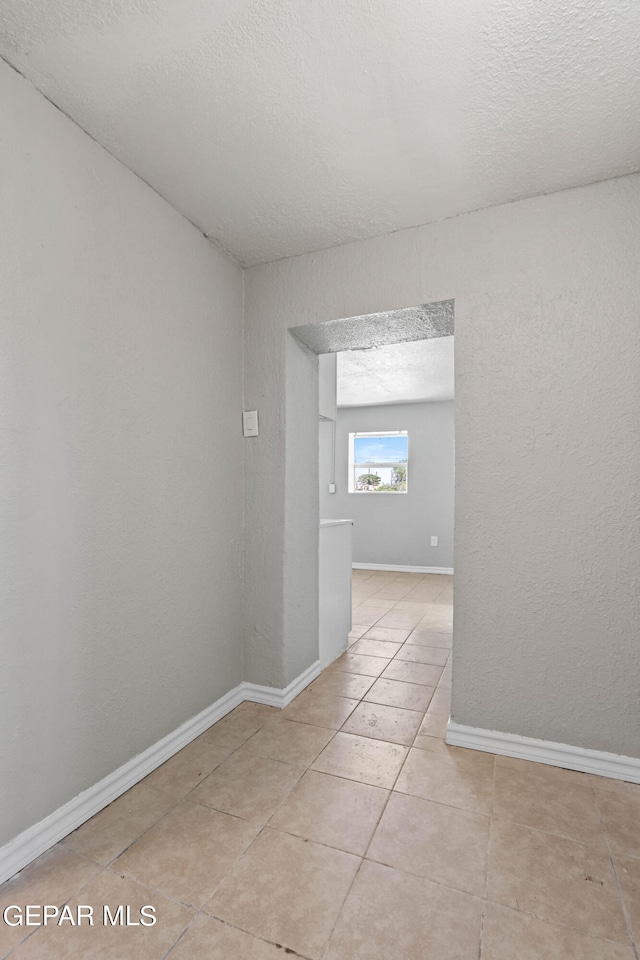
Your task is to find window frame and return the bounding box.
[348,430,409,494]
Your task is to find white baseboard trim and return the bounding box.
[446,721,640,783]
[241,659,322,708]
[0,660,321,885]
[353,563,454,575]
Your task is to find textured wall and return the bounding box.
[245,173,640,758]
[0,63,244,845]
[320,402,454,569]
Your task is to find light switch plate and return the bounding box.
[242,410,259,437]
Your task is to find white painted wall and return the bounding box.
[244,173,640,758]
[318,353,337,421]
[0,63,244,846]
[321,402,454,569]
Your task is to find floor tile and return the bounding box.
[493,756,604,844]
[402,587,445,602]
[363,626,413,643]
[309,670,376,699]
[595,786,640,859]
[141,739,234,800]
[481,901,634,960]
[242,717,334,766]
[328,652,391,676]
[406,626,452,647]
[370,584,413,599]
[433,592,454,605]
[368,792,489,897]
[64,781,175,865]
[427,687,451,715]
[395,745,495,815]
[394,601,432,612]
[374,613,422,629]
[280,691,359,729]
[205,828,360,960]
[350,612,384,628]
[355,598,397,612]
[414,712,448,742]
[497,754,594,787]
[189,749,303,823]
[268,769,388,855]
[351,581,378,592]
[325,860,483,960]
[487,818,628,942]
[396,644,450,666]
[614,852,640,944]
[113,800,259,908]
[311,732,407,788]
[8,871,194,960]
[349,637,404,657]
[419,605,454,629]
[365,677,435,711]
[590,776,640,799]
[165,913,285,960]
[419,617,454,633]
[341,701,423,746]
[0,845,101,957]
[381,659,443,686]
[198,702,278,750]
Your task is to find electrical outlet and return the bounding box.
[430,536,438,546]
[328,483,336,493]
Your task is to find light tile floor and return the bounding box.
[2,570,639,959]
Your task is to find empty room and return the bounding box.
[1,2,639,959]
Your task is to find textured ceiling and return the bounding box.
[2,1,639,265]
[337,336,454,407]
[291,301,453,355]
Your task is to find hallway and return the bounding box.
[1,570,639,959]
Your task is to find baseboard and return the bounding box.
[241,659,322,708]
[446,721,640,783]
[0,660,321,885]
[353,563,454,575]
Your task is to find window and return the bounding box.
[348,431,408,493]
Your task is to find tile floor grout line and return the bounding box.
[591,782,640,960]
[0,796,201,957]
[478,753,499,959]
[480,899,639,951]
[480,810,632,851]
[317,856,367,960]
[200,908,316,960]
[93,724,267,869]
[314,628,426,960]
[198,723,350,960]
[16,705,284,948]
[57,708,277,876]
[102,859,205,910]
[359,718,422,865]
[362,848,486,903]
[159,912,201,960]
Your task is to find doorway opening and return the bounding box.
[286,300,454,701]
